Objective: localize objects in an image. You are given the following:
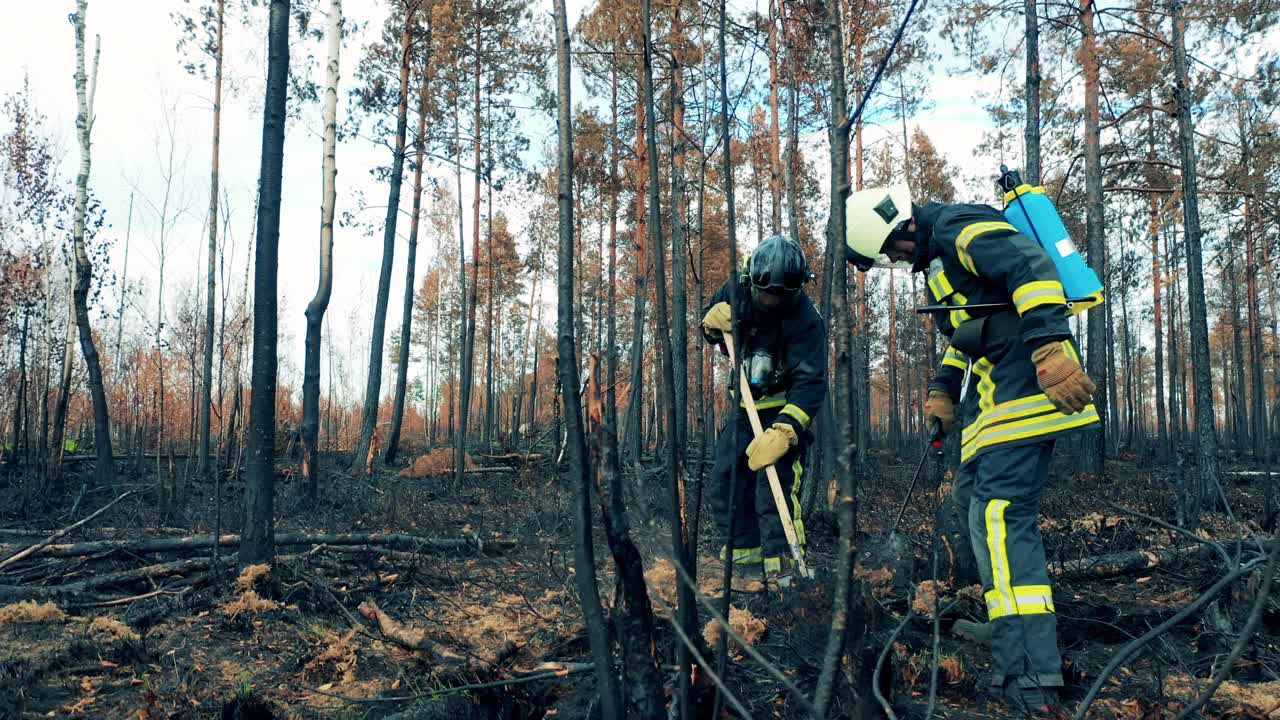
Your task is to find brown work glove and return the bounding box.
[702,301,732,343]
[925,390,956,435]
[745,422,797,471]
[1031,341,1097,414]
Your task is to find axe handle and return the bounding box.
[723,333,810,578]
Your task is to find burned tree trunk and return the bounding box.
[198,0,224,480]
[242,0,290,566]
[641,0,695,713]
[1080,0,1106,474]
[69,1,113,490]
[552,2,622,714]
[302,0,342,498]
[387,27,434,465]
[353,5,416,473]
[1170,0,1219,505]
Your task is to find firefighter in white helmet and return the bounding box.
[845,184,1098,715]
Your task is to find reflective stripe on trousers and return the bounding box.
[954,440,1064,690]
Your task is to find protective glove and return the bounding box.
[746,422,798,471]
[925,389,956,435]
[701,301,732,343]
[1031,340,1097,414]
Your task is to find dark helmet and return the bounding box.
[746,235,811,293]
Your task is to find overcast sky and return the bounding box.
[0,0,997,399]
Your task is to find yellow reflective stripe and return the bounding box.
[1013,584,1055,614]
[927,274,945,301]
[720,545,763,564]
[949,290,972,328]
[955,221,1017,275]
[986,585,1056,619]
[941,346,968,370]
[971,358,996,413]
[1012,280,1067,315]
[961,405,1099,463]
[743,393,788,410]
[962,393,1058,443]
[928,269,955,301]
[985,589,1010,620]
[984,500,1014,620]
[779,404,812,430]
[791,456,805,548]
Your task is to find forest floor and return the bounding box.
[0,443,1277,719]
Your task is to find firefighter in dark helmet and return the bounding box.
[701,234,827,589]
[845,185,1098,714]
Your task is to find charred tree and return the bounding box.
[352,2,418,473]
[1170,0,1219,505]
[302,0,342,498]
[242,0,290,566]
[552,1,622,714]
[69,0,113,490]
[387,21,433,465]
[641,0,695,713]
[1080,0,1106,474]
[198,0,224,480]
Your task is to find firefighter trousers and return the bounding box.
[710,410,806,562]
[953,440,1063,690]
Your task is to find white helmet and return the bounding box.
[844,184,913,271]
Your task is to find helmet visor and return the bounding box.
[750,268,807,291]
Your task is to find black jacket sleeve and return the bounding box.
[774,298,828,434]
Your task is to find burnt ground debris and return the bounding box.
[0,446,1277,719]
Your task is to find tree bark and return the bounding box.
[1024,0,1040,184]
[670,0,688,457]
[1080,0,1106,475]
[242,0,290,566]
[1147,102,1167,460]
[552,2,622,714]
[198,0,224,479]
[814,0,858,711]
[352,5,416,473]
[69,3,113,491]
[302,0,342,497]
[767,0,782,233]
[8,312,29,469]
[641,0,695,714]
[626,64,649,468]
[1170,0,1219,503]
[456,11,483,488]
[387,27,433,465]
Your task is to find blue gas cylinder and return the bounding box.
[998,167,1103,316]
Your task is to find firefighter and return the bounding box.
[701,234,828,589]
[844,185,1098,714]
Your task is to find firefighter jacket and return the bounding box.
[919,202,1099,466]
[704,279,828,441]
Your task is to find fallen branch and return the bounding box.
[0,491,135,571]
[1,531,515,562]
[0,557,213,600]
[1052,541,1246,580]
[289,662,596,710]
[357,598,458,665]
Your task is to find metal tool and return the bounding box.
[889,420,945,534]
